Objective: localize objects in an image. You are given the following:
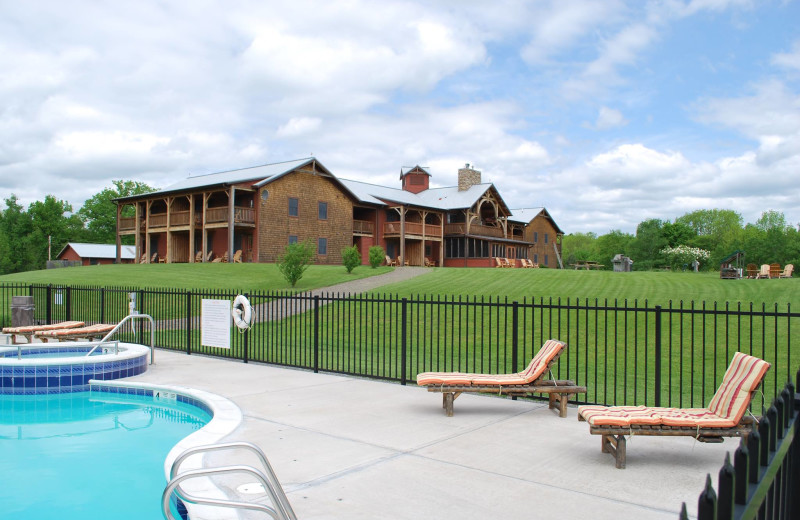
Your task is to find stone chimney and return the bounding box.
[458,163,481,191]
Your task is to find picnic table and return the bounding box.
[571,262,605,270]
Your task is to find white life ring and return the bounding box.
[231,294,253,331]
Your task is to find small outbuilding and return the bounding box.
[719,250,745,279]
[612,254,633,272]
[56,242,136,266]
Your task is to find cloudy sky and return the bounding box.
[2,0,799,234]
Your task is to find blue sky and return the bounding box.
[1,0,799,234]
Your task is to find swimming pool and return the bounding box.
[0,381,242,520]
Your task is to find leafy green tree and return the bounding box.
[675,209,743,265]
[662,221,696,247]
[28,195,85,269]
[277,240,315,287]
[78,180,154,244]
[341,245,361,273]
[629,219,667,270]
[594,230,634,268]
[561,232,597,265]
[368,245,385,268]
[0,196,34,274]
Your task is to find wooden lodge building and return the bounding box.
[114,158,564,268]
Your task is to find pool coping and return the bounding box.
[88,379,243,520]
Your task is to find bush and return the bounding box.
[368,246,385,268]
[660,245,711,271]
[342,245,361,273]
[278,241,315,287]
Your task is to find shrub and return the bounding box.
[341,245,361,273]
[660,245,711,271]
[368,246,385,269]
[278,241,315,287]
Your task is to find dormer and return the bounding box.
[400,165,431,194]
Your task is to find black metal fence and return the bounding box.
[680,371,799,520]
[2,282,799,413]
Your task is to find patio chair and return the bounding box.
[205,250,214,262]
[34,323,117,343]
[140,252,147,264]
[494,257,505,268]
[385,255,396,267]
[577,352,770,469]
[151,252,159,263]
[416,339,586,418]
[212,251,228,263]
[506,258,517,268]
[756,264,771,279]
[194,251,203,263]
[780,264,793,278]
[232,250,243,263]
[424,257,436,267]
[746,263,758,279]
[2,321,85,344]
[770,263,782,279]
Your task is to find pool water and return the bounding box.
[0,390,211,519]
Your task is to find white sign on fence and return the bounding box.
[201,299,231,349]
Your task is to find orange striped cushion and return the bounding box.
[2,321,84,334]
[657,408,736,428]
[578,405,661,426]
[707,352,770,422]
[416,339,566,387]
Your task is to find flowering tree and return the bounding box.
[660,245,711,271]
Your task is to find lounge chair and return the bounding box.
[780,264,793,278]
[506,258,517,268]
[2,321,85,344]
[770,263,781,279]
[494,257,505,268]
[746,263,758,279]
[151,252,159,263]
[424,257,436,267]
[385,255,396,267]
[34,323,116,343]
[577,352,770,469]
[756,264,771,279]
[195,251,203,263]
[212,251,228,263]
[233,250,243,263]
[416,339,586,418]
[205,250,214,262]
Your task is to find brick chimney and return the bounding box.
[458,163,481,191]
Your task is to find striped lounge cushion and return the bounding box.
[416,339,566,387]
[2,321,84,334]
[579,352,769,429]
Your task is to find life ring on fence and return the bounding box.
[231,294,253,331]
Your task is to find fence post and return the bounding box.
[65,286,72,321]
[717,452,734,520]
[313,295,319,374]
[733,440,749,505]
[186,291,192,355]
[100,287,105,324]
[243,292,249,364]
[512,301,519,371]
[698,474,717,520]
[401,297,408,386]
[748,428,761,484]
[654,305,662,407]
[46,284,52,325]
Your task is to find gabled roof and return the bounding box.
[509,207,565,234]
[400,165,431,179]
[340,178,507,212]
[58,243,136,260]
[114,158,318,201]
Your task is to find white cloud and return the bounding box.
[771,39,800,70]
[592,106,629,130]
[277,117,322,138]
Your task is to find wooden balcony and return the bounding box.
[170,210,190,226]
[383,221,443,238]
[205,206,256,226]
[353,220,374,235]
[149,214,167,228]
[445,223,505,239]
[119,217,136,232]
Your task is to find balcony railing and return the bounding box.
[353,220,374,235]
[149,214,167,228]
[169,211,190,226]
[445,223,505,239]
[383,221,442,237]
[119,217,135,231]
[204,206,256,225]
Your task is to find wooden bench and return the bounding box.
[2,321,85,344]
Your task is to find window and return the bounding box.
[544,254,549,265]
[533,231,538,243]
[288,235,298,245]
[288,197,298,217]
[318,201,328,220]
[318,237,328,255]
[534,254,539,264]
[544,233,549,244]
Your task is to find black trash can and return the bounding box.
[11,295,34,327]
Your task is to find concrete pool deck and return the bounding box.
[131,349,732,520]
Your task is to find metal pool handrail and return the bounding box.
[165,441,297,520]
[86,313,155,364]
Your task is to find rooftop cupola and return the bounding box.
[400,165,431,193]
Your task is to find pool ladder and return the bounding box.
[162,441,297,520]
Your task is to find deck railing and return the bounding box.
[353,220,374,235]
[383,221,442,237]
[445,223,506,239]
[6,283,799,418]
[119,217,136,231]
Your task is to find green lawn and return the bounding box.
[0,263,394,291]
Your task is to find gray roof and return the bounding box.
[59,243,136,260]
[117,158,316,200]
[508,208,545,223]
[339,178,495,210]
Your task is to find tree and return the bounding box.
[368,246,385,268]
[341,245,361,273]
[28,195,85,269]
[675,209,743,265]
[78,180,155,244]
[661,221,696,247]
[0,196,34,274]
[629,219,667,270]
[561,232,597,265]
[594,230,634,268]
[277,241,315,287]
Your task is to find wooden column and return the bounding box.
[115,203,122,263]
[135,203,141,262]
[399,206,405,266]
[145,200,152,262]
[228,187,235,262]
[188,195,195,263]
[201,193,208,262]
[165,196,172,263]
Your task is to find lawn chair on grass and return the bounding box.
[577,352,770,469]
[385,255,396,267]
[746,263,758,279]
[770,263,782,279]
[232,250,243,263]
[34,323,116,343]
[416,339,586,418]
[756,264,771,279]
[2,321,85,344]
[780,264,793,278]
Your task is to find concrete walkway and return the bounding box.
[133,350,730,520]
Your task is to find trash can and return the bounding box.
[11,296,34,327]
